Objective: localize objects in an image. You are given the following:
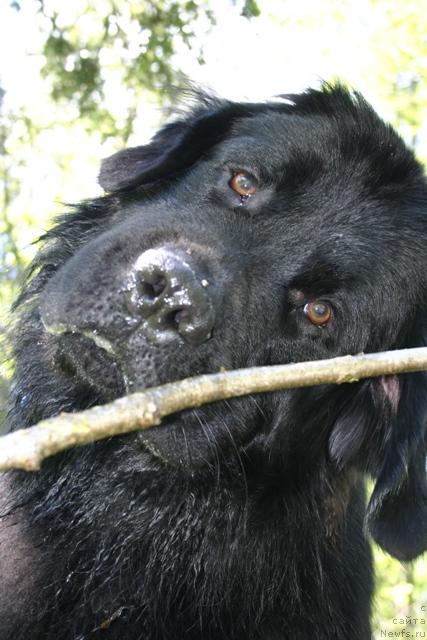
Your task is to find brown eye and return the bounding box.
[229,171,258,197]
[303,300,332,326]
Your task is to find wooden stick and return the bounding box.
[1,346,427,471]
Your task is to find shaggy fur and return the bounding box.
[1,85,427,640]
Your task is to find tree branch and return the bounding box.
[1,346,427,472]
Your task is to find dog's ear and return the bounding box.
[329,370,427,561]
[366,371,427,560]
[99,101,251,192]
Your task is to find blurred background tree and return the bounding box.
[0,0,426,636]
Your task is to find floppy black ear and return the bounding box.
[98,100,253,192]
[329,371,427,561]
[367,446,427,561]
[366,372,427,560]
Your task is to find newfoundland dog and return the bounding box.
[1,85,426,640]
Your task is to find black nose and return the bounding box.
[126,247,216,345]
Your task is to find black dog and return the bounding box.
[1,85,427,640]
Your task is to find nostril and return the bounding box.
[139,275,167,301]
[172,308,191,325]
[164,308,190,329]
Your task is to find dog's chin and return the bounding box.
[134,418,194,467]
[131,411,218,469]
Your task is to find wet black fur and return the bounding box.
[1,85,427,640]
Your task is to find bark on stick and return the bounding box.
[1,347,427,472]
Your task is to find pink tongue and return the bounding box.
[379,375,400,412]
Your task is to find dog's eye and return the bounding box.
[229,171,258,197]
[303,300,332,327]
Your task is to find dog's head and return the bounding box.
[19,85,427,561]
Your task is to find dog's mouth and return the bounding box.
[53,331,126,400]
[52,331,189,460]
[49,329,264,467]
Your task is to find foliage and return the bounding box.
[37,0,215,140]
[373,545,427,637]
[368,0,427,155]
[242,0,261,17]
